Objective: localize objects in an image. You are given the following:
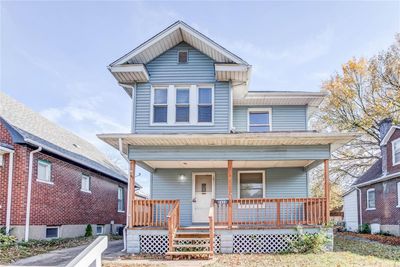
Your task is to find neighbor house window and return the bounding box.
[153,88,168,123]
[366,188,376,210]
[397,182,400,207]
[198,88,212,123]
[37,160,52,183]
[46,226,59,239]
[118,186,125,212]
[81,174,91,192]
[248,109,271,133]
[96,225,104,235]
[176,88,190,123]
[238,171,265,198]
[178,50,188,63]
[392,139,400,165]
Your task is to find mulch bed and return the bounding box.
[336,231,400,246]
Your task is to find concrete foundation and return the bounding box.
[380,224,400,236]
[6,223,124,240]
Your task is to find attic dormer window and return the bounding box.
[392,138,400,165]
[178,50,188,64]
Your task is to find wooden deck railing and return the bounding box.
[167,201,180,251]
[214,197,327,227]
[208,199,215,255]
[132,200,179,227]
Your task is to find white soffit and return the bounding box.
[109,21,249,66]
[109,64,149,83]
[144,160,313,169]
[215,64,250,82]
[234,91,327,107]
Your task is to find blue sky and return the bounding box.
[1,1,399,194]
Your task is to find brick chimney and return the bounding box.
[379,118,393,175]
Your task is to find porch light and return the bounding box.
[179,174,186,181]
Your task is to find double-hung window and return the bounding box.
[81,174,91,193]
[392,139,400,165]
[198,88,212,123]
[238,171,265,199]
[249,109,271,132]
[153,88,168,123]
[38,160,52,183]
[176,88,190,123]
[118,186,125,212]
[366,188,376,210]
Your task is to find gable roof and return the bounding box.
[352,158,383,186]
[109,20,249,67]
[0,92,138,186]
[380,126,400,146]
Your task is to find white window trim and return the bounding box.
[397,182,400,208]
[37,160,53,184]
[81,174,91,193]
[177,49,189,64]
[96,225,104,235]
[117,187,125,213]
[366,188,376,210]
[392,138,400,166]
[150,84,214,126]
[247,108,272,132]
[45,226,60,239]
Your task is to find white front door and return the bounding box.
[192,173,214,223]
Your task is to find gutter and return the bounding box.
[355,171,400,187]
[25,146,42,241]
[2,147,14,235]
[355,187,362,226]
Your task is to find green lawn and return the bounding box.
[103,235,400,267]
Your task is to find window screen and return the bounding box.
[198,88,212,122]
[178,50,188,63]
[153,88,168,123]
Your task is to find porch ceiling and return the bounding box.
[142,160,314,169]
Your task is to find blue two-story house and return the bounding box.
[98,21,357,257]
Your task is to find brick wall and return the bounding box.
[0,122,127,227]
[387,129,400,174]
[361,177,400,225]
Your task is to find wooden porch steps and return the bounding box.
[166,229,213,259]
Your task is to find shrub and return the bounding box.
[359,223,371,234]
[379,231,393,236]
[0,233,17,248]
[288,226,330,253]
[84,224,93,237]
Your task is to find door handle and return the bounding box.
[192,198,196,203]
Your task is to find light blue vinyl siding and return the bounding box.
[134,42,230,133]
[129,145,330,161]
[233,106,307,132]
[151,167,307,226]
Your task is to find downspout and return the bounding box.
[355,187,362,226]
[24,146,42,242]
[5,150,14,235]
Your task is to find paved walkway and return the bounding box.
[9,240,124,267]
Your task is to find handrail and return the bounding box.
[133,199,178,228]
[208,199,215,256]
[167,201,180,252]
[214,197,327,226]
[66,236,107,267]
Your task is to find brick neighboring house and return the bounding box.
[343,118,400,236]
[0,92,142,240]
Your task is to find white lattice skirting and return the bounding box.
[139,235,221,255]
[233,234,299,253]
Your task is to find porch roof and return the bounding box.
[97,131,359,155]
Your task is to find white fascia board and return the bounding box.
[380,126,400,146]
[215,64,249,72]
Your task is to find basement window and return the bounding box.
[46,226,59,239]
[178,50,188,64]
[96,225,104,235]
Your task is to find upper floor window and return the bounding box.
[198,88,212,123]
[153,88,168,123]
[178,50,188,64]
[248,109,271,132]
[81,174,91,193]
[118,186,125,212]
[392,139,400,165]
[366,188,375,210]
[38,160,52,183]
[176,88,190,123]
